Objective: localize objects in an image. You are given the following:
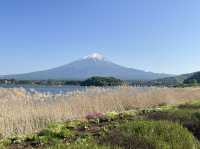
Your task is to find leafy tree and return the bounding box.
[183,72,200,86]
[81,76,124,86]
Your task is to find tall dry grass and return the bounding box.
[0,86,200,137]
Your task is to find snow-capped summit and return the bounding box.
[1,53,172,80]
[84,53,105,60]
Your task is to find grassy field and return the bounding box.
[0,86,200,139]
[0,100,200,148]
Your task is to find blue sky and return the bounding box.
[0,0,200,75]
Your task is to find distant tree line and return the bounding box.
[2,74,200,87]
[0,77,181,87]
[129,79,179,87]
[80,76,125,86]
[0,77,125,87]
[0,79,82,86]
[181,72,200,86]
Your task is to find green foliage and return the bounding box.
[146,73,194,87]
[145,101,200,140]
[0,144,6,149]
[0,138,12,147]
[0,79,82,86]
[178,100,200,109]
[65,120,82,129]
[102,120,200,149]
[184,79,198,85]
[184,72,200,85]
[119,110,138,118]
[46,80,82,86]
[140,105,176,115]
[47,141,119,149]
[38,123,75,139]
[105,111,119,120]
[147,74,191,87]
[81,76,124,86]
[1,100,200,149]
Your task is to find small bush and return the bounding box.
[105,111,118,120]
[65,120,82,129]
[146,109,198,122]
[35,122,77,145]
[0,138,12,147]
[178,101,200,109]
[38,123,74,139]
[47,141,120,149]
[101,120,200,149]
[145,103,200,140]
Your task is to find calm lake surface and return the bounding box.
[0,84,86,94]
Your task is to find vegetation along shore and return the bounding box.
[0,86,200,148]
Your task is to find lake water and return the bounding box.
[0,84,86,94]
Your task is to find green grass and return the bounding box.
[47,141,120,149]
[101,120,199,149]
[145,100,200,140]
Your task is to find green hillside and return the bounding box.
[149,72,194,86]
[184,72,200,85]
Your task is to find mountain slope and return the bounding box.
[149,72,194,86]
[183,71,200,84]
[1,53,172,80]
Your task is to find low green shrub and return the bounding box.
[105,111,119,121]
[178,101,200,109]
[145,108,200,140]
[47,141,120,149]
[38,123,75,139]
[65,120,82,129]
[145,109,198,122]
[0,138,12,147]
[101,120,200,149]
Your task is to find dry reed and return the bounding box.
[0,86,200,137]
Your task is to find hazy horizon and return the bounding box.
[1,0,200,75]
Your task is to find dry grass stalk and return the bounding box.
[0,86,200,136]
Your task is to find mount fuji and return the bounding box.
[1,53,172,80]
